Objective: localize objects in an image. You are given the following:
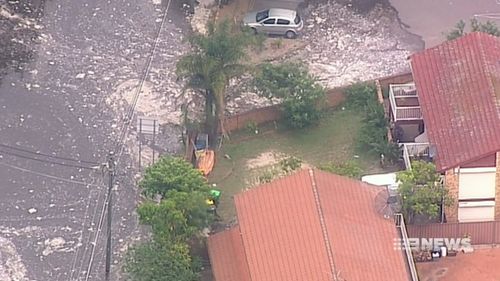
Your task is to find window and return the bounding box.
[277,19,290,25]
[256,10,269,22]
[294,14,301,24]
[262,18,275,25]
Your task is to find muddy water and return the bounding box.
[0,0,190,280]
[389,0,500,47]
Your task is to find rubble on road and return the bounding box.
[224,2,423,114]
[293,2,421,88]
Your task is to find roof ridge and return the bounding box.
[308,169,339,281]
[236,226,254,281]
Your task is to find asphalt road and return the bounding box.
[390,0,500,47]
[0,0,189,280]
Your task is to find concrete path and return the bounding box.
[390,0,500,47]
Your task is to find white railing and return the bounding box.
[390,83,417,98]
[389,83,422,121]
[401,143,430,170]
[395,107,422,120]
[395,213,419,281]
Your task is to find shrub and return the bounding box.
[139,156,209,198]
[446,18,500,40]
[344,83,377,110]
[319,161,363,179]
[279,156,302,173]
[254,63,326,129]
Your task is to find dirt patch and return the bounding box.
[245,151,284,169]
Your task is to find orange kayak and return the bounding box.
[197,150,215,176]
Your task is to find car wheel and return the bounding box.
[251,27,258,35]
[285,31,296,39]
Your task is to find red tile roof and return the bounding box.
[410,32,500,171]
[314,170,410,281]
[207,226,251,281]
[208,169,411,281]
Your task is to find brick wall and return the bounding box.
[224,88,345,132]
[444,169,459,222]
[496,152,500,220]
[223,72,413,133]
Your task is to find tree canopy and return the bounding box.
[139,156,209,198]
[254,62,326,128]
[396,161,453,223]
[446,18,500,40]
[125,156,213,281]
[124,241,199,281]
[176,20,256,138]
[137,190,213,242]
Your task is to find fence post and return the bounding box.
[494,221,497,245]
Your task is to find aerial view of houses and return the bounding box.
[1,0,500,281]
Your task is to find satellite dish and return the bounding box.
[374,187,402,219]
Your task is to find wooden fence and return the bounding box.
[407,221,500,245]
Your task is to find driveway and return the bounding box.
[417,248,500,281]
[390,0,500,47]
[0,0,189,280]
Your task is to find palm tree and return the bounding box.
[176,20,253,141]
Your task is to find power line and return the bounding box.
[113,0,172,160]
[0,143,100,165]
[83,2,174,280]
[0,148,100,170]
[0,161,102,187]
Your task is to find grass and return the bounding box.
[209,108,386,222]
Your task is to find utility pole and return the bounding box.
[105,151,115,281]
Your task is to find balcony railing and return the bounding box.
[401,142,430,170]
[389,83,423,121]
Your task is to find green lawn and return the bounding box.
[208,108,384,222]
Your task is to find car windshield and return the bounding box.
[294,14,301,24]
[256,10,269,22]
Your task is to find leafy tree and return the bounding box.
[176,20,256,139]
[137,190,213,242]
[396,161,453,224]
[254,62,326,128]
[124,241,199,281]
[446,18,500,40]
[139,156,209,198]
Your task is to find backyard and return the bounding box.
[208,107,393,222]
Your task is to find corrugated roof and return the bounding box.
[207,226,251,281]
[410,32,500,171]
[208,169,411,281]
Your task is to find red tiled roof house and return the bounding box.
[388,32,500,223]
[208,169,415,281]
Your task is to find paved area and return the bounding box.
[390,0,500,47]
[417,248,500,281]
[0,0,190,280]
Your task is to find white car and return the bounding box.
[242,8,304,39]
